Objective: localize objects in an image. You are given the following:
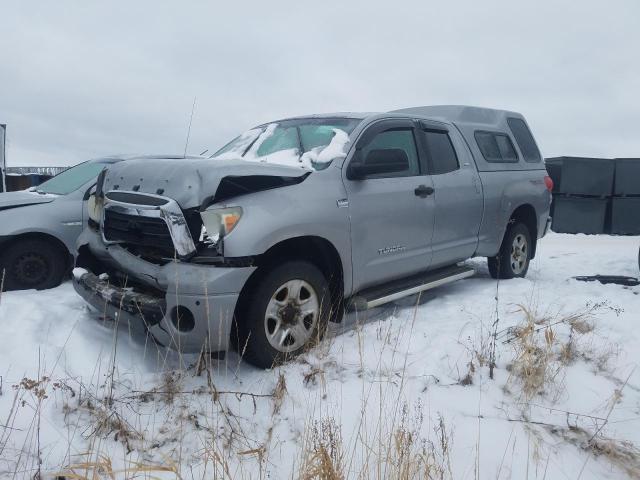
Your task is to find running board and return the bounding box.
[346,264,475,311]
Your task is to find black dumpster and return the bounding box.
[610,197,640,235]
[614,158,640,196]
[552,196,608,234]
[559,157,614,197]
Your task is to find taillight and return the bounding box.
[544,175,554,192]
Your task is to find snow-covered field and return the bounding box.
[1,233,639,479]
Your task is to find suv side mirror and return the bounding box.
[83,184,97,201]
[348,148,409,180]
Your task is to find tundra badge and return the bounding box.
[378,245,406,255]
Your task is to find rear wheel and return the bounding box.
[236,261,331,368]
[488,223,532,279]
[0,239,67,291]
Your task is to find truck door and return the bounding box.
[343,119,435,293]
[416,122,483,268]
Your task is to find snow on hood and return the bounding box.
[0,190,58,210]
[215,124,351,170]
[101,156,311,209]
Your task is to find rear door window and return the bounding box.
[507,117,541,163]
[475,131,519,163]
[421,130,459,175]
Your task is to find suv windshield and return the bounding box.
[213,117,361,169]
[36,161,109,195]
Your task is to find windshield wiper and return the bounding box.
[296,126,307,154]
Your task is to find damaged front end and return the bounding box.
[73,156,311,353]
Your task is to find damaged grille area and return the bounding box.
[104,210,174,251]
[101,191,202,261]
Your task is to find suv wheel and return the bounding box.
[237,261,331,368]
[488,223,532,279]
[0,239,67,291]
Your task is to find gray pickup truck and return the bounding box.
[74,105,552,368]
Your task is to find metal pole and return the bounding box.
[0,124,6,193]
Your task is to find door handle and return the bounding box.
[414,185,434,198]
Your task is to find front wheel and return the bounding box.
[236,261,331,369]
[488,223,533,279]
[0,239,67,291]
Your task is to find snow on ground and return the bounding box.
[1,233,639,479]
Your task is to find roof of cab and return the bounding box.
[275,106,526,130]
[268,112,374,123]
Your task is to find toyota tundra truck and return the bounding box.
[73,105,552,368]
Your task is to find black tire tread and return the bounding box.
[488,223,532,280]
[0,239,67,291]
[236,261,330,369]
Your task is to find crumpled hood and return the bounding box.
[101,157,311,209]
[0,190,57,210]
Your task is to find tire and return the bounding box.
[236,261,331,369]
[488,223,533,280]
[0,239,67,291]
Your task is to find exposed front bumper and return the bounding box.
[75,227,256,353]
[74,270,165,340]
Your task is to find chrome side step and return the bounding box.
[347,265,475,311]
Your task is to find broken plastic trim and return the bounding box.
[74,270,166,326]
[200,173,311,210]
[189,254,256,267]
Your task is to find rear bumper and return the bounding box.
[74,228,256,353]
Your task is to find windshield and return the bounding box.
[213,117,361,169]
[36,161,109,195]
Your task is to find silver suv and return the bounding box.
[0,155,194,291]
[0,158,119,290]
[73,106,552,368]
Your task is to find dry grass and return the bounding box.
[298,417,345,480]
[383,410,453,480]
[503,304,618,402]
[296,407,453,480]
[493,303,640,478]
[271,373,287,416]
[549,424,640,478]
[505,305,564,400]
[55,453,181,480]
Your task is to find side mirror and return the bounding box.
[83,184,97,201]
[348,148,409,180]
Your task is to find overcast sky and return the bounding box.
[1,1,639,166]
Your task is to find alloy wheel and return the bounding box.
[510,234,528,274]
[264,279,320,353]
